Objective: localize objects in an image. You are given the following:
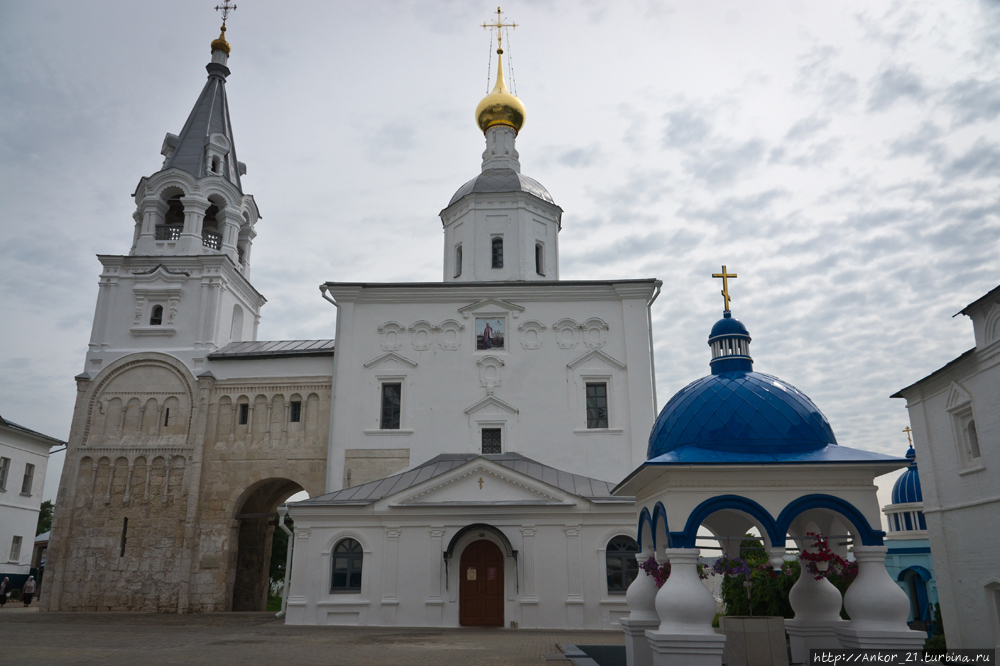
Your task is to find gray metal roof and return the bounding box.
[208,340,335,359]
[298,453,632,506]
[0,414,65,446]
[159,61,243,192]
[448,168,555,207]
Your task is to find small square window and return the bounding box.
[290,401,302,423]
[21,463,34,496]
[482,428,502,454]
[238,403,249,425]
[586,383,609,429]
[381,383,401,430]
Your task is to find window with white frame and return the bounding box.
[9,535,22,563]
[454,244,463,278]
[0,457,9,491]
[331,538,363,592]
[586,382,609,429]
[952,408,983,468]
[606,535,639,593]
[21,463,34,496]
[482,428,502,454]
[380,383,402,430]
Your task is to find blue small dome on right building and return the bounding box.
[890,447,923,504]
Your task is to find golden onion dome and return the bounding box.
[211,25,231,55]
[475,49,525,134]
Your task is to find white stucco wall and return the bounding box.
[0,423,56,576]
[897,306,1000,650]
[285,503,636,629]
[322,280,660,492]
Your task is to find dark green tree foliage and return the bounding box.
[36,500,53,536]
[269,516,293,591]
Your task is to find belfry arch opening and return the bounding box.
[231,478,305,612]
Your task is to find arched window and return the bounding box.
[149,305,163,326]
[491,237,503,268]
[606,535,639,594]
[535,243,544,276]
[231,305,244,342]
[968,420,981,459]
[331,538,363,592]
[454,244,463,277]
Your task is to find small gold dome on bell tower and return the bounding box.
[475,47,526,134]
[211,24,231,54]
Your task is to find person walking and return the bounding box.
[0,577,9,608]
[22,576,35,607]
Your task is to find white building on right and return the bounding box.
[0,414,62,582]
[893,284,1000,650]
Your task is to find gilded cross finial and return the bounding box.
[215,0,237,26]
[712,265,738,312]
[903,426,913,446]
[482,6,517,54]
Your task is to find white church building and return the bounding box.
[43,17,659,626]
[282,27,661,629]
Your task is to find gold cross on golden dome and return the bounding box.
[903,426,913,446]
[215,0,237,26]
[482,6,517,53]
[712,265,738,312]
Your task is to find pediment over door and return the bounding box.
[389,462,575,507]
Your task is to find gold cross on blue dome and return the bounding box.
[712,265,737,312]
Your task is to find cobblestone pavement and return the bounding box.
[0,611,625,666]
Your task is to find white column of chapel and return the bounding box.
[835,545,926,650]
[645,548,726,666]
[785,533,847,663]
[622,541,659,666]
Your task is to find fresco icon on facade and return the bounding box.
[476,317,505,350]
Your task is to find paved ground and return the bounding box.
[0,608,625,666]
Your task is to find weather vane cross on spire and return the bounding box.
[482,6,517,53]
[712,265,738,312]
[215,0,237,26]
[903,426,913,446]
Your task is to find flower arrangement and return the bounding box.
[639,556,670,588]
[712,555,751,578]
[799,532,855,581]
[638,555,707,588]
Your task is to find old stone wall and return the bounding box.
[44,353,330,613]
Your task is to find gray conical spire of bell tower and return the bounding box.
[158,24,245,193]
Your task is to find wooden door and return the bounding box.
[459,540,504,626]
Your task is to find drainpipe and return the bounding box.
[275,505,293,619]
[646,281,662,414]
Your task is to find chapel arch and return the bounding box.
[230,477,306,612]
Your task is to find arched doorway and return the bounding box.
[459,540,504,627]
[231,478,304,612]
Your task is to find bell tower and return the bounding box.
[85,19,265,376]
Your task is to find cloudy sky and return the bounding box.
[2,1,999,510]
